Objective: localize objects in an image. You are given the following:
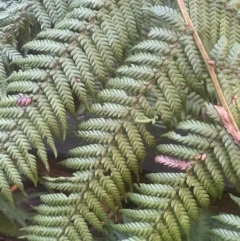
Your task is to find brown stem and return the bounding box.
[177,0,239,131]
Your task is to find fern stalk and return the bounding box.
[177,0,239,131]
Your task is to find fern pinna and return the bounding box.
[210,194,240,241]
[1,0,240,241]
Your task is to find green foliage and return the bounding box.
[112,105,240,240]
[0,0,34,95]
[0,0,37,206]
[0,191,43,237]
[210,195,240,241]
[0,0,146,205]
[1,0,240,241]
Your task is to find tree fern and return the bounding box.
[1,0,240,241]
[0,0,149,204]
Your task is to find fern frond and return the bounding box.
[210,229,240,241]
[149,5,186,31]
[214,214,240,229]
[31,1,52,29]
[111,104,240,240]
[186,0,240,50]
[11,0,143,123]
[229,194,240,206]
[0,1,50,204]
[12,1,240,240]
[211,194,240,241]
[148,27,179,42]
[113,222,153,237]
[0,0,33,96]
[93,3,214,130]
[210,38,240,127]
[0,0,149,206]
[155,155,190,170]
[0,95,59,204]
[13,55,57,68]
[19,2,219,239]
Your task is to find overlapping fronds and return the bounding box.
[0,0,38,205]
[0,0,34,95]
[0,0,150,204]
[19,2,213,240]
[11,0,143,116]
[96,4,209,130]
[19,89,156,240]
[210,194,240,241]
[111,105,240,240]
[2,0,240,241]
[184,0,240,50]
[210,36,240,127]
